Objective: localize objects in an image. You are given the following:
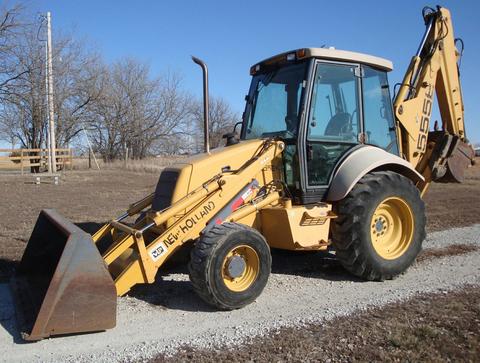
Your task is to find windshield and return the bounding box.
[243,61,308,140]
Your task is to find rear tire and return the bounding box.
[189,222,271,310]
[331,171,426,280]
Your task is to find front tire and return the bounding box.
[189,222,271,310]
[331,171,426,280]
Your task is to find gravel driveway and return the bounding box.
[0,224,479,363]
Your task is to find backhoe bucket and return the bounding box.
[429,132,475,183]
[10,209,116,341]
[440,139,475,183]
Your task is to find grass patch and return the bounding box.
[72,156,188,173]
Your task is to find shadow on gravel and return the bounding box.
[128,249,363,312]
[0,283,25,344]
[129,277,215,313]
[270,249,363,282]
[75,221,104,234]
[0,259,18,282]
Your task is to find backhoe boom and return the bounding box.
[393,6,474,191]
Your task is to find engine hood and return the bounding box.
[152,139,267,211]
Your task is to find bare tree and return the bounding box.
[190,96,239,151]
[87,59,191,160]
[0,3,26,103]
[0,13,100,154]
[52,38,103,147]
[0,6,239,162]
[1,25,47,151]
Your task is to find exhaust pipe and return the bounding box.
[192,56,210,154]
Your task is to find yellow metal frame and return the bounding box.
[393,7,466,193]
[260,203,335,251]
[92,140,285,296]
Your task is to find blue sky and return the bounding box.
[28,0,480,143]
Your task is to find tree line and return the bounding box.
[0,3,239,160]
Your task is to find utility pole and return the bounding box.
[44,31,51,173]
[46,12,56,173]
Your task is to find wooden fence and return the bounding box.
[0,148,73,174]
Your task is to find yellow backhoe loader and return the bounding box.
[11,5,475,340]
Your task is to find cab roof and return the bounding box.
[253,47,393,72]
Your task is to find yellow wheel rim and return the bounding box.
[221,245,259,292]
[370,197,414,260]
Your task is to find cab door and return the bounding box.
[300,61,362,202]
[361,65,399,154]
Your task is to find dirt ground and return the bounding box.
[154,285,480,363]
[0,170,159,279]
[423,159,480,232]
[0,160,479,279]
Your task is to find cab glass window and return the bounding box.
[362,66,398,154]
[244,62,307,140]
[308,63,360,142]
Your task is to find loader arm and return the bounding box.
[393,6,474,193]
[93,139,285,296]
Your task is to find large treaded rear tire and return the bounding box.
[331,171,426,281]
[188,222,271,310]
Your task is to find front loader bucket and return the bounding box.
[10,209,116,341]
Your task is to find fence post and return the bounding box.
[42,148,45,172]
[20,149,24,175]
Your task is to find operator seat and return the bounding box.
[324,112,350,136]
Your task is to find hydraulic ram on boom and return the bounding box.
[393,6,474,192]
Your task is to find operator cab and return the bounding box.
[241,48,398,204]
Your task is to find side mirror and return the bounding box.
[223,132,239,146]
[233,121,242,133]
[223,121,243,146]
